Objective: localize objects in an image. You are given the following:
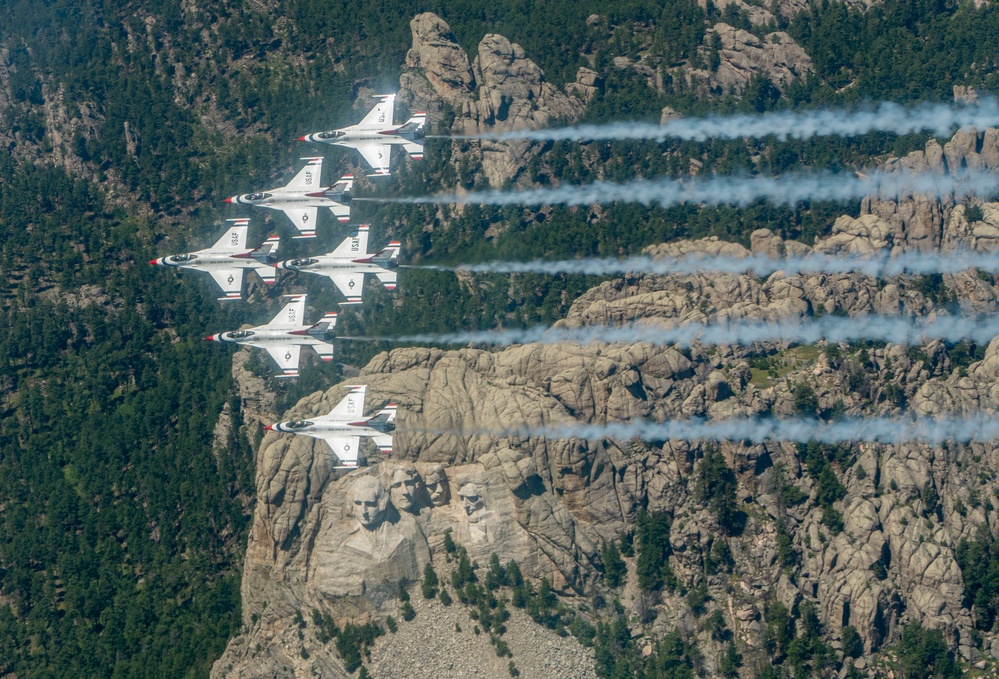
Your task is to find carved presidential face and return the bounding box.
[389,466,420,513]
[351,476,388,530]
[424,464,450,507]
[459,483,485,517]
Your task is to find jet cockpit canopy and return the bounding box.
[289,258,319,268]
[285,420,314,430]
[227,330,255,340]
[317,130,344,140]
[246,192,270,201]
[168,254,197,263]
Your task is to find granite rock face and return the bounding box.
[401,13,585,186]
[687,23,814,94]
[214,109,999,679]
[215,186,999,676]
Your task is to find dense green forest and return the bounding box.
[2,0,999,674]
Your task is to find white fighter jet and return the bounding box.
[298,94,426,177]
[205,294,336,377]
[150,218,279,300]
[276,225,400,305]
[265,385,396,468]
[224,157,353,238]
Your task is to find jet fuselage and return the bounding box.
[278,257,398,276]
[208,327,332,347]
[228,188,350,211]
[154,252,259,269]
[303,128,424,145]
[270,419,395,439]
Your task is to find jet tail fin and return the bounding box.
[371,241,401,264]
[401,141,424,161]
[367,404,397,428]
[397,112,426,138]
[371,434,393,455]
[255,266,277,285]
[374,270,398,291]
[250,234,281,262]
[326,174,354,200]
[308,312,338,340]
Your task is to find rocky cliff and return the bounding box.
[687,23,814,95]
[401,13,587,187]
[214,125,999,677]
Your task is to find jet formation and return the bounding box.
[151,93,424,466]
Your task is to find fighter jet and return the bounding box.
[205,294,336,377]
[298,94,425,177]
[276,225,400,305]
[265,385,396,468]
[150,218,279,300]
[224,157,353,238]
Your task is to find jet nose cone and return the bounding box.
[204,335,216,342]
[223,197,233,204]
[149,259,159,265]
[264,424,274,431]
[296,136,307,142]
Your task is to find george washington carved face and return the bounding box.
[351,476,389,530]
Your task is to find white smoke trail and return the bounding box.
[485,415,999,445]
[350,314,999,348]
[413,249,999,278]
[436,98,999,143]
[375,169,999,208]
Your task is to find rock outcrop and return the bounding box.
[401,13,586,186]
[216,179,999,674]
[688,23,814,94]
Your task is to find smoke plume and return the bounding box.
[484,415,999,445]
[414,248,999,278]
[350,314,999,348]
[436,98,999,143]
[376,169,999,208]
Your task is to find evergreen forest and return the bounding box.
[1,0,999,675]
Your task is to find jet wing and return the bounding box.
[210,219,250,252]
[321,435,361,467]
[208,268,244,300]
[267,295,306,328]
[325,385,366,420]
[287,157,323,191]
[265,344,302,377]
[328,273,364,304]
[330,225,369,257]
[281,206,319,238]
[355,144,392,176]
[357,95,395,129]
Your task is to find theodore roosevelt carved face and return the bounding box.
[424,464,450,507]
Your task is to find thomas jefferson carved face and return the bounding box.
[351,477,388,530]
[459,483,485,518]
[424,464,450,507]
[389,466,420,513]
